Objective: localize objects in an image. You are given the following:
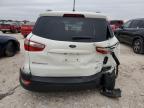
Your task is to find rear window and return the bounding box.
[33,16,111,42]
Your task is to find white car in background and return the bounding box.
[20,11,121,97]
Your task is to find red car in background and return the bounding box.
[109,20,124,31]
[0,21,21,33]
[21,22,35,38]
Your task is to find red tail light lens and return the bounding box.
[96,47,110,54]
[24,39,45,51]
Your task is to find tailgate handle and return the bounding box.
[69,45,76,48]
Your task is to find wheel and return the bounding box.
[18,30,21,33]
[2,31,6,33]
[133,39,144,54]
[5,42,16,57]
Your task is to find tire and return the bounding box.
[2,31,6,33]
[5,42,16,57]
[18,30,21,33]
[133,39,144,54]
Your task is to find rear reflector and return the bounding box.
[96,47,110,54]
[21,79,31,86]
[63,14,85,18]
[24,39,45,51]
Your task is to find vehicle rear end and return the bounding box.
[20,11,120,91]
[21,22,34,38]
[0,22,11,33]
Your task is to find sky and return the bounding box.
[0,0,144,21]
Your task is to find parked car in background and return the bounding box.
[110,20,124,31]
[0,21,21,33]
[21,22,35,38]
[115,18,144,54]
[0,21,3,25]
[0,20,6,24]
[20,11,121,97]
[0,21,5,31]
[0,35,20,57]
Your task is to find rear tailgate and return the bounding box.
[27,14,111,77]
[28,35,105,77]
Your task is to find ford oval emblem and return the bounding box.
[69,45,76,48]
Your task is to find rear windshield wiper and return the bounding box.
[72,36,94,40]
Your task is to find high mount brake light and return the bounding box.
[63,14,85,18]
[96,47,111,54]
[24,39,45,51]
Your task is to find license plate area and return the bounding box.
[64,53,79,63]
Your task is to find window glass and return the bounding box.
[33,16,111,42]
[129,20,140,28]
[123,20,132,28]
[138,21,144,28]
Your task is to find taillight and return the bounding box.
[63,14,85,18]
[24,39,45,51]
[96,47,110,54]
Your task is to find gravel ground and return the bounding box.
[0,32,144,108]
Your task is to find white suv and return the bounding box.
[20,11,120,95]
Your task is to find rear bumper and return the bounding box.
[20,67,114,91]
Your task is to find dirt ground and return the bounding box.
[0,32,144,108]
